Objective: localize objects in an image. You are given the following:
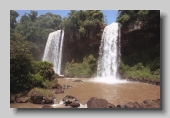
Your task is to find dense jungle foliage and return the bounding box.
[10,10,105,93]
[116,10,160,80]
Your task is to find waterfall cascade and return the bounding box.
[92,22,126,84]
[43,30,64,75]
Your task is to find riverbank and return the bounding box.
[120,76,160,86]
[10,77,160,108]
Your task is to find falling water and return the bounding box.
[43,30,64,75]
[92,22,126,84]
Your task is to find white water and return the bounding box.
[94,22,126,84]
[51,100,87,108]
[43,30,64,75]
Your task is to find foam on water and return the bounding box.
[90,76,128,84]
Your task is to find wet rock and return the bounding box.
[16,97,29,103]
[87,97,109,108]
[143,99,152,107]
[107,103,116,108]
[55,89,64,94]
[123,76,160,86]
[41,100,45,104]
[140,102,147,108]
[62,85,72,89]
[121,101,143,108]
[116,99,160,108]
[62,95,80,108]
[72,80,83,82]
[62,95,79,102]
[70,101,80,108]
[30,91,53,104]
[133,101,143,108]
[116,104,122,108]
[52,83,62,89]
[156,82,160,85]
[142,99,160,108]
[87,97,97,107]
[42,105,53,108]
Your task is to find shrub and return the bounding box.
[28,87,53,99]
[119,61,158,79]
[64,54,97,78]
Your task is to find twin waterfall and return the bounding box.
[43,23,124,83]
[43,30,64,76]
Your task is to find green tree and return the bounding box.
[36,12,62,30]
[28,10,38,22]
[10,10,19,29]
[10,30,35,93]
[62,10,104,40]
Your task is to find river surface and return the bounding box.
[10,78,160,108]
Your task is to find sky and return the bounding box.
[15,10,119,25]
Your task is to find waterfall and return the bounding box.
[43,30,64,75]
[91,22,126,84]
[97,23,120,77]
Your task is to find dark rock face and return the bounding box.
[42,105,53,108]
[30,91,53,104]
[62,95,80,108]
[16,97,29,103]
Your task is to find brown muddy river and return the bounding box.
[10,78,160,108]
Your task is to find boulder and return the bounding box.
[70,101,80,108]
[62,95,80,108]
[16,97,29,103]
[116,99,160,108]
[87,97,109,108]
[52,83,62,89]
[142,99,160,108]
[62,95,79,102]
[30,91,53,104]
[107,103,116,108]
[121,101,143,108]
[133,101,143,108]
[55,89,64,94]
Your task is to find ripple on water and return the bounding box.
[89,76,129,84]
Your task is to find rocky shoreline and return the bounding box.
[41,96,160,109]
[120,76,160,86]
[10,81,160,109]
